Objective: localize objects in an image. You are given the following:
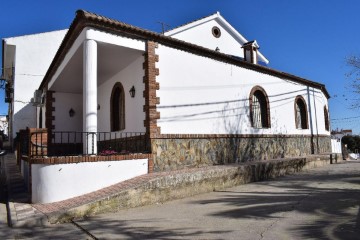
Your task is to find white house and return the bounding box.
[3,10,332,203]
[330,128,352,155]
[331,129,352,140]
[0,115,8,136]
[2,30,68,146]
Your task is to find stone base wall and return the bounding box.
[151,135,331,172]
[50,155,332,223]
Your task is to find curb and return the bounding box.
[7,201,50,227]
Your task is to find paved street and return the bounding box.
[0,161,359,239]
[75,161,360,240]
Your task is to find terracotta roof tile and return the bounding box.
[39,10,330,99]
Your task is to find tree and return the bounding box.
[346,55,360,108]
[342,135,360,153]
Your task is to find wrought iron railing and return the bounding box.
[22,130,150,158]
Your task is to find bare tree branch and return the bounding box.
[346,55,360,109]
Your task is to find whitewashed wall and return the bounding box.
[4,30,67,138]
[0,116,8,135]
[167,19,245,59]
[156,45,330,136]
[31,159,148,203]
[53,92,83,132]
[97,56,146,133]
[331,139,342,154]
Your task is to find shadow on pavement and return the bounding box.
[191,168,360,240]
[76,218,229,239]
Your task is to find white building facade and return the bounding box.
[2,30,67,145]
[3,10,332,203]
[39,10,331,170]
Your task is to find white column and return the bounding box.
[83,39,98,154]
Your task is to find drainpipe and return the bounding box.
[312,87,319,153]
[307,86,315,154]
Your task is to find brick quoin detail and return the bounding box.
[45,90,55,148]
[143,41,160,139]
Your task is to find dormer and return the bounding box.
[165,12,269,65]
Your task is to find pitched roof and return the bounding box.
[164,12,219,34]
[39,10,330,99]
[164,12,268,64]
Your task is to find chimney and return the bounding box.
[242,40,259,64]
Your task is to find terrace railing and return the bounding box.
[19,129,150,158]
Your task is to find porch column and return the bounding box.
[83,39,98,154]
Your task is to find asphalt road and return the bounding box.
[1,161,359,239]
[75,161,360,240]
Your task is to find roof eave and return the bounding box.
[39,10,329,99]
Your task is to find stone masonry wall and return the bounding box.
[152,135,331,172]
[50,155,332,223]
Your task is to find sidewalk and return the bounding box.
[3,153,46,226]
[3,152,335,227]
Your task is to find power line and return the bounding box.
[331,115,360,121]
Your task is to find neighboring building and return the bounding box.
[3,10,332,203]
[0,115,8,136]
[330,128,353,156]
[2,30,68,146]
[331,129,352,140]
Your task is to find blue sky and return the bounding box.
[1,0,360,134]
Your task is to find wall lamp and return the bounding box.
[129,86,136,98]
[69,108,75,117]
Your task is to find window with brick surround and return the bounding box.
[249,86,270,128]
[324,106,330,131]
[294,96,308,129]
[110,82,125,131]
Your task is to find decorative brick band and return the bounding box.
[45,91,54,129]
[45,90,55,150]
[29,153,152,165]
[143,41,161,139]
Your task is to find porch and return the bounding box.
[16,128,152,204]
[18,128,151,158]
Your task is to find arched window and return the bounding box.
[110,82,125,131]
[249,86,270,128]
[324,106,329,131]
[294,96,308,129]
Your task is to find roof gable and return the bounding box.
[165,12,269,64]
